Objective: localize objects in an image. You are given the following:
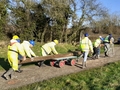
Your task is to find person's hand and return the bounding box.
[23,56,26,61]
[30,57,34,61]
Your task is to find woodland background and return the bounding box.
[0,0,120,45]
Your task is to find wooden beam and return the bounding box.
[19,53,74,64]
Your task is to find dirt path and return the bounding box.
[0,46,120,90]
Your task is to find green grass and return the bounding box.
[0,46,10,70]
[9,61,120,90]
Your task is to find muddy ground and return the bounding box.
[0,46,120,90]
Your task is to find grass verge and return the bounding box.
[9,61,120,90]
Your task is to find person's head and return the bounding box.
[109,34,112,37]
[12,35,20,43]
[54,40,59,44]
[10,39,18,45]
[84,33,89,37]
[29,40,35,47]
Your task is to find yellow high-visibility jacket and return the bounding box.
[21,41,36,58]
[104,35,109,43]
[41,42,58,56]
[7,42,25,70]
[80,37,93,52]
[93,38,101,48]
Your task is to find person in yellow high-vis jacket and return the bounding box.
[41,40,59,56]
[92,36,102,59]
[39,40,59,67]
[12,35,23,73]
[12,35,21,43]
[103,34,114,57]
[21,40,37,60]
[80,33,93,69]
[3,39,26,80]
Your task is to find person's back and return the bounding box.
[104,34,113,43]
[80,37,93,52]
[41,40,58,56]
[93,38,101,48]
[92,37,102,59]
[103,34,113,57]
[8,39,25,70]
[42,42,56,53]
[21,40,36,58]
[3,37,26,80]
[80,33,93,68]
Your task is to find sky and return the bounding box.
[98,0,120,14]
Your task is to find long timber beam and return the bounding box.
[19,53,74,64]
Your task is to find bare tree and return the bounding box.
[68,0,108,43]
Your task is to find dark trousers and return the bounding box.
[93,47,99,57]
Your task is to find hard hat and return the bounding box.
[84,33,89,37]
[16,39,21,43]
[54,40,59,44]
[12,35,19,39]
[29,40,35,46]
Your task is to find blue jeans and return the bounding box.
[83,51,89,62]
[93,47,100,57]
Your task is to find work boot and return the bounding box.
[82,62,87,69]
[105,52,109,57]
[10,71,17,79]
[18,64,23,73]
[97,55,100,59]
[82,65,85,69]
[15,70,23,73]
[15,64,23,73]
[84,62,87,67]
[3,68,13,80]
[95,55,98,59]
[3,74,9,80]
[92,55,95,60]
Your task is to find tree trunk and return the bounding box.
[41,24,48,43]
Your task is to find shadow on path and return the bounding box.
[0,58,10,71]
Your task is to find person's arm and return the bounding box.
[24,46,32,58]
[29,48,36,57]
[89,40,93,53]
[51,46,58,54]
[16,43,26,60]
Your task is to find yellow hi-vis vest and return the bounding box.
[93,38,101,47]
[104,35,109,43]
[80,37,93,52]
